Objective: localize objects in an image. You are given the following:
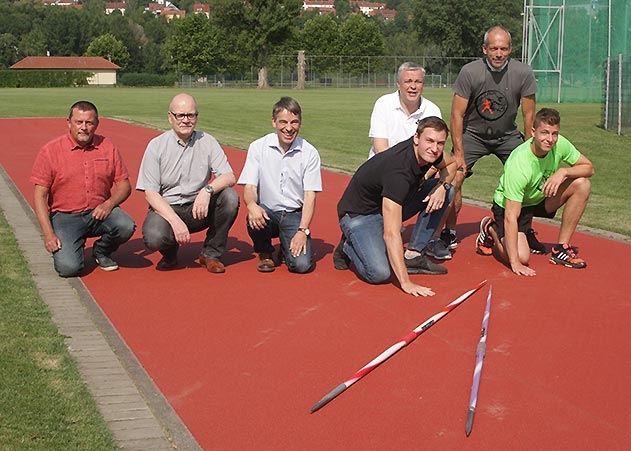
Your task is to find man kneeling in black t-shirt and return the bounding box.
[335,116,457,297]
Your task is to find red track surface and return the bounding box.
[2,118,630,450]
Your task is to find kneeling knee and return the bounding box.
[143,228,167,251]
[364,266,391,284]
[288,259,314,274]
[55,260,83,278]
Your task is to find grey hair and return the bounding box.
[397,62,426,81]
[483,25,512,47]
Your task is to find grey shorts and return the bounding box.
[462,131,524,177]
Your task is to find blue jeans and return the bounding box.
[142,187,239,260]
[247,204,313,273]
[339,178,453,284]
[50,207,135,277]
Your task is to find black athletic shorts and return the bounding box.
[491,201,556,239]
[460,130,525,178]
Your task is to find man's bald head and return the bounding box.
[167,93,198,142]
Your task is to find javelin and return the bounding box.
[310,280,487,413]
[465,285,492,437]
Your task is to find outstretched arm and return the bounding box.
[33,185,61,253]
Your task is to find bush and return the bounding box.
[0,70,89,87]
[118,73,177,87]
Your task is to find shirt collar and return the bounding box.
[64,132,96,151]
[269,133,302,154]
[484,57,510,72]
[394,92,426,117]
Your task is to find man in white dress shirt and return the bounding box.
[238,97,322,273]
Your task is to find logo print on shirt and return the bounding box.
[475,90,508,121]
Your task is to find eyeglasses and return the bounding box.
[169,111,198,121]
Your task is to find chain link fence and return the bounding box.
[603,54,630,135]
[179,55,478,89]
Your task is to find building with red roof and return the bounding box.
[10,56,120,85]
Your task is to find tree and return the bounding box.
[300,15,340,73]
[19,28,48,57]
[212,0,302,88]
[412,0,523,58]
[163,14,226,76]
[334,0,351,19]
[0,33,21,68]
[86,33,131,69]
[338,14,385,74]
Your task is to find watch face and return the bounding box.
[300,228,310,236]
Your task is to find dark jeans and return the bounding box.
[50,207,135,277]
[246,204,313,273]
[142,187,239,260]
[339,178,453,284]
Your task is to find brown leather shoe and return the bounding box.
[257,252,275,273]
[199,255,226,273]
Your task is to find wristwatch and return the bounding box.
[442,182,452,191]
[298,227,311,236]
[204,184,215,196]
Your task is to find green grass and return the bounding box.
[1,86,629,236]
[0,210,116,450]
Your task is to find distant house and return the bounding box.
[10,56,121,86]
[146,1,185,21]
[351,1,385,16]
[303,0,336,14]
[193,2,210,17]
[42,0,82,8]
[105,1,127,15]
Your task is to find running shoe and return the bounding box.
[424,239,452,260]
[404,254,448,275]
[93,253,119,272]
[439,228,458,250]
[475,216,494,256]
[526,228,547,254]
[333,235,350,270]
[549,243,587,269]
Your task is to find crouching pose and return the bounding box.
[335,116,456,297]
[476,108,594,275]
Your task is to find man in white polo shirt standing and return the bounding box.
[366,62,450,260]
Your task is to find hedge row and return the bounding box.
[0,70,89,87]
[117,73,177,87]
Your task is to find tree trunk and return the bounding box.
[296,50,305,90]
[257,66,269,89]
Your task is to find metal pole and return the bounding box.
[557,0,565,103]
[618,53,623,135]
[605,56,610,129]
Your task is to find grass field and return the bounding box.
[0,209,116,450]
[1,86,629,238]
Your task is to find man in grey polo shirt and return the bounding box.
[238,96,322,273]
[137,93,239,273]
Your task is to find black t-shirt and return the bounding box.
[337,137,442,218]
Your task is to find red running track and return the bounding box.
[2,118,631,450]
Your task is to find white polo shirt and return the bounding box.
[237,133,322,212]
[368,91,442,158]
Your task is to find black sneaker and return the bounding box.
[404,254,448,275]
[526,228,547,254]
[94,253,119,272]
[549,243,586,269]
[333,236,350,270]
[424,239,452,260]
[440,228,458,250]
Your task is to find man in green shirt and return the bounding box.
[475,108,594,275]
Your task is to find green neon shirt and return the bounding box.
[493,134,581,208]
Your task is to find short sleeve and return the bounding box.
[207,135,233,176]
[136,141,161,192]
[30,148,54,188]
[368,96,389,138]
[302,148,322,192]
[502,166,531,203]
[237,142,261,186]
[453,65,474,99]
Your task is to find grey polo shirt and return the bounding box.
[237,132,322,212]
[136,130,233,205]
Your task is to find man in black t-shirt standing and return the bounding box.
[335,116,457,297]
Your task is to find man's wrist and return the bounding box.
[204,184,215,196]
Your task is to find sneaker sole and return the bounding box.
[407,267,448,275]
[549,257,586,269]
[476,247,493,256]
[425,251,452,260]
[94,258,119,271]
